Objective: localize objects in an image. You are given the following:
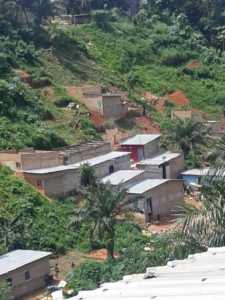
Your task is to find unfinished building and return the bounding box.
[53,141,111,165]
[65,85,127,120]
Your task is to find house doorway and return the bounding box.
[138,148,144,161]
[147,198,152,216]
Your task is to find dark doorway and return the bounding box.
[160,163,166,179]
[109,165,114,174]
[147,198,152,215]
[63,157,69,166]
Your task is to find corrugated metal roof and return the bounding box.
[182,168,210,176]
[0,250,51,275]
[70,247,225,300]
[101,170,144,185]
[125,179,179,194]
[137,152,182,166]
[120,134,161,146]
[22,151,131,174]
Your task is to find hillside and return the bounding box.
[1,3,225,150]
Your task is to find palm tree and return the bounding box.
[172,181,225,247]
[68,167,143,258]
[0,215,20,253]
[163,117,210,154]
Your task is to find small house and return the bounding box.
[65,86,126,120]
[125,179,184,222]
[120,134,161,162]
[171,110,203,121]
[182,168,210,187]
[202,120,222,132]
[136,152,185,179]
[23,151,131,197]
[0,250,51,299]
[0,148,59,172]
[101,170,147,188]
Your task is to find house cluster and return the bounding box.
[171,109,224,136]
[0,134,187,224]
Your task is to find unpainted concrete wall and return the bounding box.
[128,180,184,222]
[65,86,101,102]
[203,122,222,132]
[0,153,22,171]
[74,14,92,24]
[66,143,111,164]
[0,256,50,299]
[169,154,185,179]
[171,110,192,120]
[143,139,160,158]
[83,94,103,114]
[21,152,59,171]
[24,154,131,197]
[102,95,122,120]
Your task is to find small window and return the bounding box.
[109,165,114,174]
[123,146,127,149]
[6,278,12,286]
[16,162,21,168]
[134,200,138,208]
[37,180,43,187]
[129,147,132,149]
[25,271,30,281]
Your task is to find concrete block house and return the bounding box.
[136,152,185,179]
[0,250,51,299]
[125,179,184,223]
[54,141,111,165]
[120,134,161,162]
[22,151,131,197]
[0,148,59,172]
[65,85,127,120]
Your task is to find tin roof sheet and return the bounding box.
[22,152,131,174]
[70,247,225,300]
[101,170,145,185]
[137,152,182,166]
[125,179,180,194]
[0,250,51,276]
[120,134,161,146]
[182,168,210,176]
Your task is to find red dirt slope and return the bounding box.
[188,62,201,69]
[90,112,106,127]
[166,90,189,106]
[137,116,161,134]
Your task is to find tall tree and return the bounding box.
[69,165,143,258]
[161,117,210,159]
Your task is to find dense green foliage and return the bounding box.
[0,282,13,300]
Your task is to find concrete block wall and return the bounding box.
[128,180,184,222]
[0,153,22,171]
[83,94,103,113]
[20,152,59,171]
[0,257,50,299]
[143,139,160,158]
[102,95,122,120]
[171,110,192,120]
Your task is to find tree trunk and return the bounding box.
[103,230,115,259]
[89,220,97,250]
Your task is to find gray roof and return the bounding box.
[125,179,180,194]
[203,120,221,124]
[137,152,182,166]
[22,151,131,174]
[0,250,51,276]
[101,170,145,185]
[120,134,161,146]
[182,168,210,176]
[70,247,225,300]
